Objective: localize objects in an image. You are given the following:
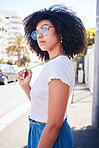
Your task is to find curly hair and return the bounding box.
[23,4,87,61]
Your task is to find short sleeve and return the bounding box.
[47,61,73,86]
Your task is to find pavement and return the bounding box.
[0,83,99,148]
[68,83,99,148]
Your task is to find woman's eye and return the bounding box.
[42,28,47,32]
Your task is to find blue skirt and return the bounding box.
[27,118,73,148]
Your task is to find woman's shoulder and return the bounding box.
[46,55,75,86]
[47,55,73,69]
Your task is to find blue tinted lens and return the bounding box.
[40,27,48,35]
[31,31,37,40]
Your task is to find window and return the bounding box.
[11,21,20,24]
[11,16,19,19]
[6,17,9,19]
[2,28,4,31]
[12,27,18,30]
[4,66,9,72]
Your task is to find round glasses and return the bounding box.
[31,25,54,40]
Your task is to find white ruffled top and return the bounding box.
[30,55,75,123]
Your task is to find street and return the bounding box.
[0,82,30,131]
[0,82,29,118]
[0,64,44,119]
[0,81,30,148]
[0,65,45,148]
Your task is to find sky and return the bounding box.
[0,0,96,28]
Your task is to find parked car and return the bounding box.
[11,65,20,73]
[0,64,17,85]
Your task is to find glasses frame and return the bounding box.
[31,24,54,40]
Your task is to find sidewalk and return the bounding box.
[68,83,99,148]
[0,83,99,148]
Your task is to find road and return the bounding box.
[0,82,28,118]
[0,64,44,120]
[0,82,30,131]
[0,82,30,148]
[0,65,45,148]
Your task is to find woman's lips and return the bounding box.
[39,41,46,45]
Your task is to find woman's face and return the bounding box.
[36,20,60,52]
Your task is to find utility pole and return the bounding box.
[92,0,99,128]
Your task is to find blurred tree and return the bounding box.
[86,27,95,46]
[73,28,95,62]
[20,55,30,67]
[72,27,95,83]
[73,28,95,63]
[0,59,5,64]
[6,34,30,66]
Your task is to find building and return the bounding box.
[0,11,24,38]
[0,14,8,61]
[0,11,24,63]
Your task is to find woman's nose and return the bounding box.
[37,31,43,39]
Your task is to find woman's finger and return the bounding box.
[17,68,32,80]
[17,72,23,79]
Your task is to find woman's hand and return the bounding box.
[17,68,32,101]
[17,68,32,88]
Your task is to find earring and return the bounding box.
[60,36,62,43]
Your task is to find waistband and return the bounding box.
[28,117,46,126]
[28,116,67,127]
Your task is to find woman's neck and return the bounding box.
[48,44,64,59]
[49,51,66,61]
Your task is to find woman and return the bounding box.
[17,5,87,148]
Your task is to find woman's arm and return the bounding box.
[37,79,70,148]
[21,83,31,101]
[17,69,32,101]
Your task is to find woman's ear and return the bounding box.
[59,34,62,43]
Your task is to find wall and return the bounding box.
[84,45,95,93]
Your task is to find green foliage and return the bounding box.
[20,55,30,67]
[72,28,95,82]
[0,59,13,65]
[0,59,5,64]
[6,61,12,65]
[6,34,30,66]
[73,27,95,63]
[86,27,95,46]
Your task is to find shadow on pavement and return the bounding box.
[23,146,27,148]
[71,84,92,104]
[72,94,92,104]
[74,86,90,91]
[23,126,99,148]
[71,126,99,148]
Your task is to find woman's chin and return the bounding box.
[40,48,48,52]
